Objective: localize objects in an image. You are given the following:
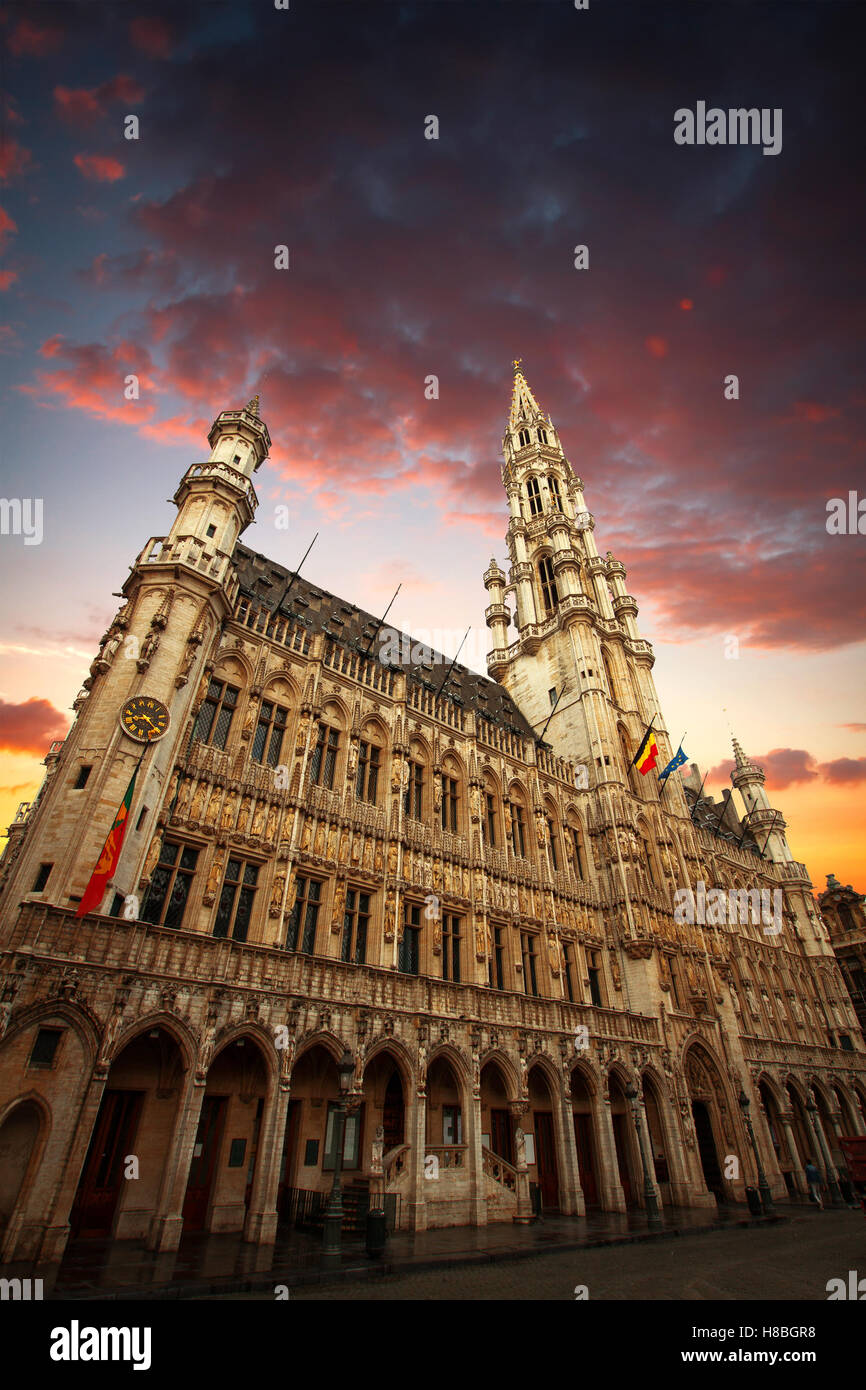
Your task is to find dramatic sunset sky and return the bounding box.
[1,1,864,889]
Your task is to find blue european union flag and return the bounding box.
[659,745,687,783]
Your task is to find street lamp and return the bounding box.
[625,1082,663,1230]
[321,1047,356,1268]
[805,1093,844,1208]
[738,1087,774,1215]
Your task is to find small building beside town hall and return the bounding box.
[1,368,864,1265]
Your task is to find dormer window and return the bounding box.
[537,426,548,445]
[518,429,531,449]
[527,477,542,516]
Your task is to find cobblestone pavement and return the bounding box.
[255,1211,866,1300]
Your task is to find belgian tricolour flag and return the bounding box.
[75,766,139,919]
[632,725,660,776]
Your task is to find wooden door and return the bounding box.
[70,1090,143,1238]
[182,1095,227,1231]
[490,1109,513,1164]
[382,1072,404,1151]
[534,1112,559,1210]
[612,1112,634,1206]
[573,1112,599,1207]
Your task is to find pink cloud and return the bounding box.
[708,748,820,790]
[818,757,866,786]
[0,698,68,755]
[24,336,157,427]
[54,76,144,126]
[73,153,126,183]
[0,134,33,184]
[129,17,174,58]
[7,19,63,57]
[0,205,17,248]
[0,270,18,290]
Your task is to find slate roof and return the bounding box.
[684,785,762,856]
[234,543,539,743]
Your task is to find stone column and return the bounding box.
[244,1079,290,1245]
[405,1080,427,1231]
[594,1097,627,1212]
[467,1086,486,1226]
[146,1068,206,1252]
[808,1097,843,1206]
[656,1089,691,1206]
[555,1084,584,1216]
[509,1101,534,1222]
[777,1110,807,1195]
[754,1096,789,1200]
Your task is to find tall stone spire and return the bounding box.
[509,360,546,429]
[731,734,764,781]
[729,733,793,863]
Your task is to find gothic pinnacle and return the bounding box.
[509,360,545,430]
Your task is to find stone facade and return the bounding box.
[1,376,865,1266]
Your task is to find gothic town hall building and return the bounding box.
[1,369,864,1266]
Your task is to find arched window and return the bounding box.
[194,677,240,750]
[527,477,542,516]
[538,556,559,614]
[838,902,856,933]
[637,820,659,887]
[537,426,548,446]
[548,474,563,511]
[567,818,589,879]
[601,648,618,705]
[310,710,343,789]
[619,726,641,795]
[508,790,528,858]
[518,428,531,449]
[483,775,499,848]
[441,758,461,833]
[404,741,426,820]
[253,698,289,767]
[545,806,561,871]
[356,733,381,804]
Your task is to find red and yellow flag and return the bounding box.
[75,767,139,919]
[634,729,660,776]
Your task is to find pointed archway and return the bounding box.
[182,1034,270,1234]
[0,1100,46,1242]
[570,1065,600,1208]
[527,1062,561,1213]
[683,1041,734,1205]
[69,1027,186,1240]
[277,1042,342,1224]
[608,1070,641,1208]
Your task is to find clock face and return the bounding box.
[120,695,170,743]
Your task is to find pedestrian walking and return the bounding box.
[804,1159,824,1209]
